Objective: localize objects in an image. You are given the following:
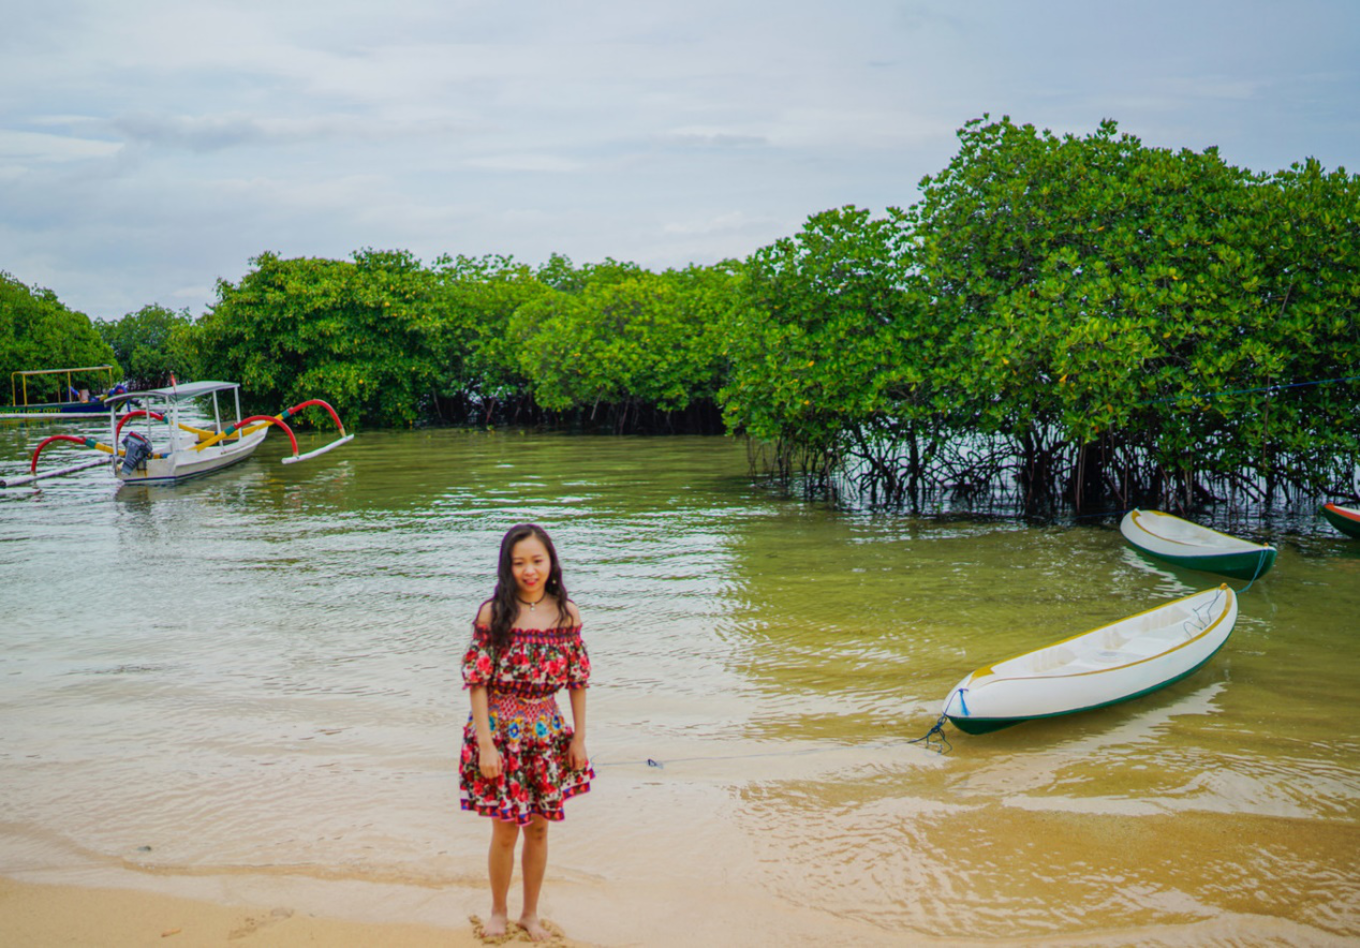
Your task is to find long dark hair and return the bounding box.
[487,523,573,653]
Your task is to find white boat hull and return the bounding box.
[115,427,268,485]
[1120,509,1276,580]
[944,586,1237,734]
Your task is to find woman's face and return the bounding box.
[510,535,552,600]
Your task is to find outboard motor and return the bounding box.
[119,431,153,474]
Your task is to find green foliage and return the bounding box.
[0,272,119,402]
[429,254,550,405]
[932,118,1354,500]
[98,304,194,387]
[514,264,734,415]
[721,206,927,476]
[196,250,442,427]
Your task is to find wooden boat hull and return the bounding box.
[1120,509,1276,581]
[1321,503,1360,539]
[1,400,104,414]
[944,586,1237,735]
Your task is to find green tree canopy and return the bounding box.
[195,250,441,426]
[513,264,735,420]
[0,272,119,403]
[721,206,928,482]
[98,304,194,388]
[902,116,1359,505]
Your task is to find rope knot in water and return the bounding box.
[908,712,953,755]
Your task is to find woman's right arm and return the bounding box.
[467,600,501,778]
[469,685,502,778]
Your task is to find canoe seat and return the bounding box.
[1095,649,1128,663]
[1119,635,1175,658]
[1030,646,1076,673]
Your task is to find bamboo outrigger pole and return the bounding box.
[0,456,109,488]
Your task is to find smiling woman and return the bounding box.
[459,523,592,942]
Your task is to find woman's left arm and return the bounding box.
[564,600,588,769]
[567,684,588,769]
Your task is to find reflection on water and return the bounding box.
[1,426,1357,943]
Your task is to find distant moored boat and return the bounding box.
[1120,509,1276,581]
[1320,503,1360,539]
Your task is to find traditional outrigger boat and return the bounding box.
[941,586,1238,735]
[1120,508,1277,581]
[2,366,125,419]
[1320,503,1360,539]
[1,380,352,489]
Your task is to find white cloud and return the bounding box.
[0,0,1356,319]
[464,154,584,173]
[0,130,121,163]
[662,212,771,237]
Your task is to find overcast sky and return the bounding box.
[2,0,1357,321]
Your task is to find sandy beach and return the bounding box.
[0,877,583,948]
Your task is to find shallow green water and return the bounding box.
[1,425,1357,944]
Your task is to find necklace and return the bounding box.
[518,593,548,612]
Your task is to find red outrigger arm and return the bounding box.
[30,435,93,474]
[115,410,165,441]
[277,398,352,463]
[238,415,299,455]
[28,432,164,473]
[281,399,346,437]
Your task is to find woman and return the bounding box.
[460,523,592,941]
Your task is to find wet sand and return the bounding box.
[2,869,1347,948]
[0,876,582,947]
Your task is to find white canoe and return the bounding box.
[1120,509,1276,581]
[943,586,1237,734]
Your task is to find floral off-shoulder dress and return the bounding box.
[460,622,593,824]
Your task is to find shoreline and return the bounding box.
[0,856,913,947]
[0,873,585,947]
[6,865,1351,948]
[4,872,1348,948]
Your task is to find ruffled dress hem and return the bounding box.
[459,777,594,825]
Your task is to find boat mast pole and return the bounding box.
[108,401,118,475]
[170,394,180,478]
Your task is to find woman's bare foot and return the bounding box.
[518,913,551,942]
[483,910,509,938]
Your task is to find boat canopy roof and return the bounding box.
[104,380,241,407]
[12,365,115,378]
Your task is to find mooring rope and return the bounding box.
[1236,548,1271,595]
[905,713,953,755]
[906,688,962,755]
[1140,372,1360,406]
